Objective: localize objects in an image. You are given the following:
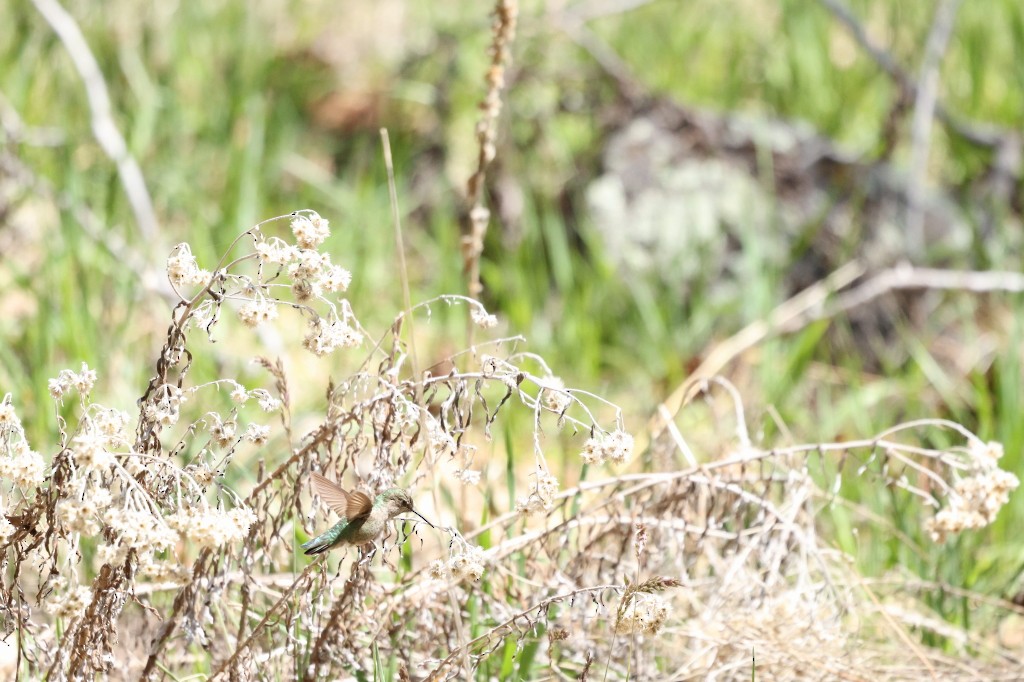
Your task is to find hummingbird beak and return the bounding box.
[410,509,435,528]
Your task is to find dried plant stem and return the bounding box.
[818,0,1004,149]
[426,584,619,679]
[380,128,421,393]
[853,572,938,678]
[462,0,518,320]
[31,0,159,240]
[654,261,1024,439]
[209,558,324,681]
[807,264,1024,323]
[906,0,962,255]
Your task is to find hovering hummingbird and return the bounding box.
[302,472,434,555]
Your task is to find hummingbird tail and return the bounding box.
[301,535,332,555]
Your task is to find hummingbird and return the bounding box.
[302,472,434,555]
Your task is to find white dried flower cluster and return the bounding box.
[0,516,15,541]
[926,466,1019,543]
[471,307,498,329]
[44,582,92,621]
[615,593,672,635]
[166,244,211,289]
[0,400,18,430]
[249,389,282,412]
[144,384,185,427]
[184,463,216,487]
[138,554,192,585]
[208,416,237,448]
[515,467,560,515]
[289,249,328,283]
[56,488,111,535]
[581,429,635,466]
[47,363,98,400]
[290,212,331,250]
[230,383,249,403]
[428,545,487,582]
[65,406,131,474]
[0,442,47,490]
[94,407,131,439]
[237,296,279,328]
[101,507,179,566]
[0,399,46,492]
[970,439,1004,465]
[255,236,300,265]
[69,431,115,473]
[320,265,353,293]
[540,376,572,413]
[284,245,351,300]
[302,318,362,356]
[166,506,256,549]
[244,423,270,445]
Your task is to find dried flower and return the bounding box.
[94,408,130,443]
[47,363,98,401]
[244,424,270,445]
[70,431,114,472]
[580,429,635,466]
[144,384,184,427]
[634,522,648,558]
[539,377,571,413]
[255,237,299,265]
[428,560,450,580]
[138,555,193,585]
[447,545,487,582]
[471,308,498,329]
[288,250,329,281]
[167,506,256,549]
[516,467,560,515]
[209,417,237,448]
[321,265,352,293]
[291,278,322,303]
[57,499,102,535]
[0,444,47,489]
[970,440,1004,464]
[291,212,330,249]
[237,297,278,328]
[45,585,93,621]
[230,384,249,404]
[615,593,672,636]
[167,244,211,288]
[926,466,1019,543]
[302,318,362,356]
[251,390,282,412]
[0,401,18,430]
[104,507,178,556]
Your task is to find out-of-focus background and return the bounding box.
[2,0,1024,675]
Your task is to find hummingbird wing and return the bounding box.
[310,472,373,521]
[345,491,373,521]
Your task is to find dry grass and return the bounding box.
[0,209,1021,681]
[2,1,1023,680]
